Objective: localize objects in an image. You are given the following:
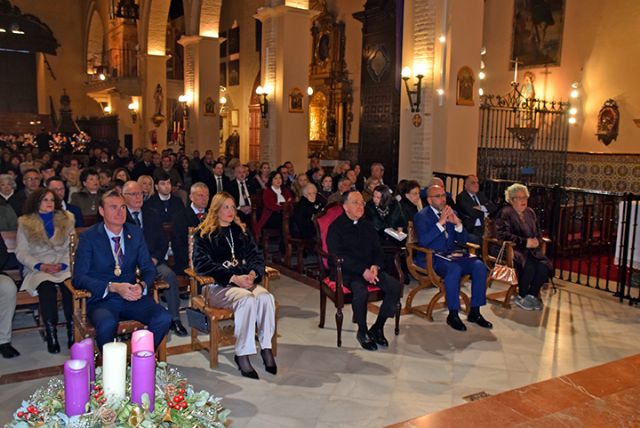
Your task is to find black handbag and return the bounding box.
[186,308,209,333]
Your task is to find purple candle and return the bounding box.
[70,338,95,382]
[64,359,89,416]
[131,351,155,412]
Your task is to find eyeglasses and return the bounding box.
[511,196,529,201]
[431,194,446,198]
[123,192,143,197]
[349,201,365,206]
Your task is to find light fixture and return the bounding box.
[568,117,577,124]
[438,35,446,43]
[99,73,106,81]
[178,93,192,118]
[219,95,227,105]
[569,107,577,115]
[103,105,111,114]
[307,86,314,96]
[478,88,484,96]
[436,88,444,96]
[113,0,139,21]
[128,100,139,123]
[478,71,486,80]
[401,66,424,112]
[570,89,579,98]
[256,85,269,119]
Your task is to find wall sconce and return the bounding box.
[128,100,139,123]
[401,66,424,112]
[178,93,192,118]
[100,102,111,115]
[307,86,314,96]
[256,85,269,119]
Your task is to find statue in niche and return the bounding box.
[521,71,536,101]
[153,84,163,116]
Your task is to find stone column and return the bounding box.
[179,35,221,155]
[255,5,317,170]
[140,53,168,150]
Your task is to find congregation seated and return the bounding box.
[326,190,402,351]
[123,181,187,336]
[364,184,406,246]
[291,173,310,202]
[46,176,84,227]
[131,150,155,180]
[413,185,492,331]
[362,176,381,203]
[0,174,17,205]
[0,233,19,358]
[326,176,352,205]
[172,182,210,275]
[398,179,423,225]
[144,171,185,224]
[318,175,334,204]
[10,168,41,217]
[254,171,293,240]
[252,161,271,192]
[137,174,155,202]
[292,183,324,239]
[495,183,552,311]
[153,153,182,189]
[70,168,102,216]
[228,163,256,225]
[423,176,456,211]
[0,197,17,231]
[308,167,325,190]
[456,174,497,245]
[72,190,172,351]
[15,188,75,353]
[112,167,131,183]
[192,192,277,379]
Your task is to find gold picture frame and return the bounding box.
[456,66,475,106]
[231,109,239,127]
[289,87,304,113]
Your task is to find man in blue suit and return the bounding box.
[72,190,172,350]
[46,177,84,227]
[413,185,492,331]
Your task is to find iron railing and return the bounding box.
[434,172,639,303]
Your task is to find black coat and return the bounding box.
[228,179,256,225]
[125,207,168,262]
[364,200,405,240]
[131,161,155,180]
[292,197,324,239]
[172,205,205,274]
[326,213,384,280]
[192,222,265,286]
[144,194,185,224]
[456,190,497,232]
[399,198,419,227]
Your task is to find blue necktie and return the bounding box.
[132,211,141,228]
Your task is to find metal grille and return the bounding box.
[478,88,571,186]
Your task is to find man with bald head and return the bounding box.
[122,181,187,336]
[327,190,402,350]
[413,185,491,331]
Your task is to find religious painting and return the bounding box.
[228,27,240,55]
[204,97,216,116]
[456,66,475,106]
[220,31,227,58]
[289,87,304,113]
[596,99,620,146]
[309,92,327,142]
[220,62,227,86]
[231,109,239,127]
[511,0,565,68]
[228,60,239,86]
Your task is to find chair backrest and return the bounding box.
[406,221,417,245]
[281,201,295,240]
[0,230,17,253]
[83,214,98,226]
[68,227,90,275]
[188,226,196,269]
[314,203,344,269]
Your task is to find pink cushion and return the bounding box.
[317,205,344,269]
[322,277,381,294]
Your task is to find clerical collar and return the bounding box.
[353,220,358,225]
[158,193,171,201]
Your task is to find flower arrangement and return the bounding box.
[7,362,229,427]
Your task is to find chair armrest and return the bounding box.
[540,237,551,256]
[265,266,280,279]
[466,242,480,255]
[64,279,91,299]
[152,279,170,290]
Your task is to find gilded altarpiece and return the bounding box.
[308,2,353,159]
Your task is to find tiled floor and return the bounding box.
[2,276,640,427]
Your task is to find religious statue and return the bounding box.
[225,130,240,159]
[151,83,165,127]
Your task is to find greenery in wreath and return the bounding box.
[7,362,229,427]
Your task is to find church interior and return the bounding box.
[1,0,640,426]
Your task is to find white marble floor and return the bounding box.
[2,276,640,427]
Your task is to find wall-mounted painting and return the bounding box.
[220,31,227,58]
[456,66,475,106]
[228,27,240,55]
[220,62,227,86]
[289,87,304,113]
[228,60,239,86]
[511,0,565,68]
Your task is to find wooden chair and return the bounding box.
[184,227,279,368]
[482,218,551,308]
[63,230,169,361]
[314,203,403,347]
[251,190,282,262]
[282,202,316,273]
[404,221,476,321]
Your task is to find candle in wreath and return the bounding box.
[102,341,127,400]
[70,338,95,382]
[131,329,154,354]
[64,359,89,416]
[131,350,156,412]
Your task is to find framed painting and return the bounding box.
[288,87,304,113]
[228,60,239,86]
[231,109,239,127]
[220,62,227,87]
[456,66,475,106]
[228,27,240,55]
[220,31,227,58]
[511,0,565,68]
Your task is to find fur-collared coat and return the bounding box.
[15,211,75,295]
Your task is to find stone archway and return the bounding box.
[86,8,105,74]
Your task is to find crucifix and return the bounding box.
[540,64,552,101]
[509,58,522,85]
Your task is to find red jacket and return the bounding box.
[254,186,293,239]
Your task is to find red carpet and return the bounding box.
[555,254,618,281]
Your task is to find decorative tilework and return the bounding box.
[565,152,640,193]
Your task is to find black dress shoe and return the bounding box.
[234,355,259,379]
[446,313,467,331]
[367,327,389,347]
[170,320,188,337]
[356,332,378,351]
[468,313,493,329]
[0,343,19,358]
[260,349,277,375]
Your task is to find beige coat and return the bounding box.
[15,211,75,295]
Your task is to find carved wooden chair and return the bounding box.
[251,189,283,262]
[184,227,279,369]
[404,221,477,321]
[482,218,551,308]
[282,202,316,273]
[64,230,168,361]
[314,203,403,347]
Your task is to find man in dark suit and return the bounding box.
[413,185,492,332]
[456,175,497,245]
[0,236,19,358]
[211,161,230,195]
[143,172,184,224]
[9,169,41,216]
[123,181,187,336]
[228,164,255,225]
[46,177,84,227]
[172,182,209,275]
[131,150,155,180]
[326,190,402,351]
[72,190,172,350]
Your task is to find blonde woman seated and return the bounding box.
[192,192,276,379]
